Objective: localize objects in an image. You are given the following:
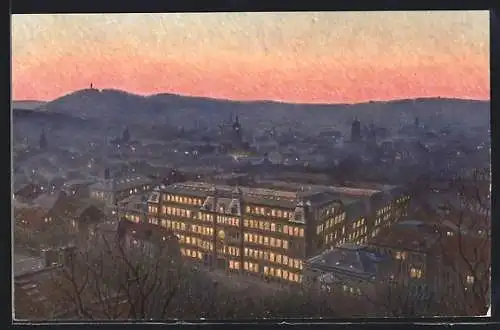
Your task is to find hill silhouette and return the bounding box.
[21,88,489,129]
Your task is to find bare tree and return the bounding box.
[430,170,491,316]
[51,228,186,320]
[406,168,491,316]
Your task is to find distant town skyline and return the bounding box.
[12,11,489,104]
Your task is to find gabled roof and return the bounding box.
[368,220,439,253]
[14,183,44,201]
[307,244,388,281]
[32,192,67,212]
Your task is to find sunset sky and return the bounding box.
[12,11,489,104]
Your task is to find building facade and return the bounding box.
[89,175,154,212]
[144,181,410,284]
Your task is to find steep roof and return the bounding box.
[307,244,388,281]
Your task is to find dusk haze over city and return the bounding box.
[11,10,491,322]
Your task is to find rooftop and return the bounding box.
[89,176,153,192]
[158,180,387,209]
[368,220,440,252]
[307,244,388,281]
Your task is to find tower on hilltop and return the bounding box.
[351,117,361,142]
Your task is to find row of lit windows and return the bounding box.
[395,251,408,260]
[395,195,410,204]
[244,248,303,270]
[149,217,159,225]
[324,213,346,230]
[316,224,324,234]
[160,219,187,231]
[325,231,340,244]
[148,205,158,214]
[217,215,240,227]
[229,260,240,270]
[163,206,192,218]
[197,212,214,222]
[125,213,141,223]
[348,226,367,241]
[374,213,391,227]
[376,205,392,217]
[181,248,203,260]
[245,206,291,219]
[244,219,305,237]
[343,285,362,296]
[320,205,339,218]
[224,246,240,257]
[123,186,149,196]
[410,267,423,279]
[370,227,381,238]
[177,234,214,251]
[243,233,289,249]
[190,224,214,237]
[244,261,259,273]
[91,191,107,200]
[318,222,347,235]
[353,237,368,245]
[264,266,302,283]
[352,217,366,229]
[165,194,203,206]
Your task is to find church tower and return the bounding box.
[39,128,48,150]
[232,115,243,145]
[351,117,361,142]
[122,126,130,143]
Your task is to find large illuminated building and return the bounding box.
[137,181,410,284]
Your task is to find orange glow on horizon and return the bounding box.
[12,12,490,103]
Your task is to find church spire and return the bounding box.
[39,128,48,150]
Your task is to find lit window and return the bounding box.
[283,211,288,218]
[271,223,276,232]
[283,241,289,249]
[269,253,276,262]
[410,267,422,279]
[283,256,289,265]
[467,275,474,284]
